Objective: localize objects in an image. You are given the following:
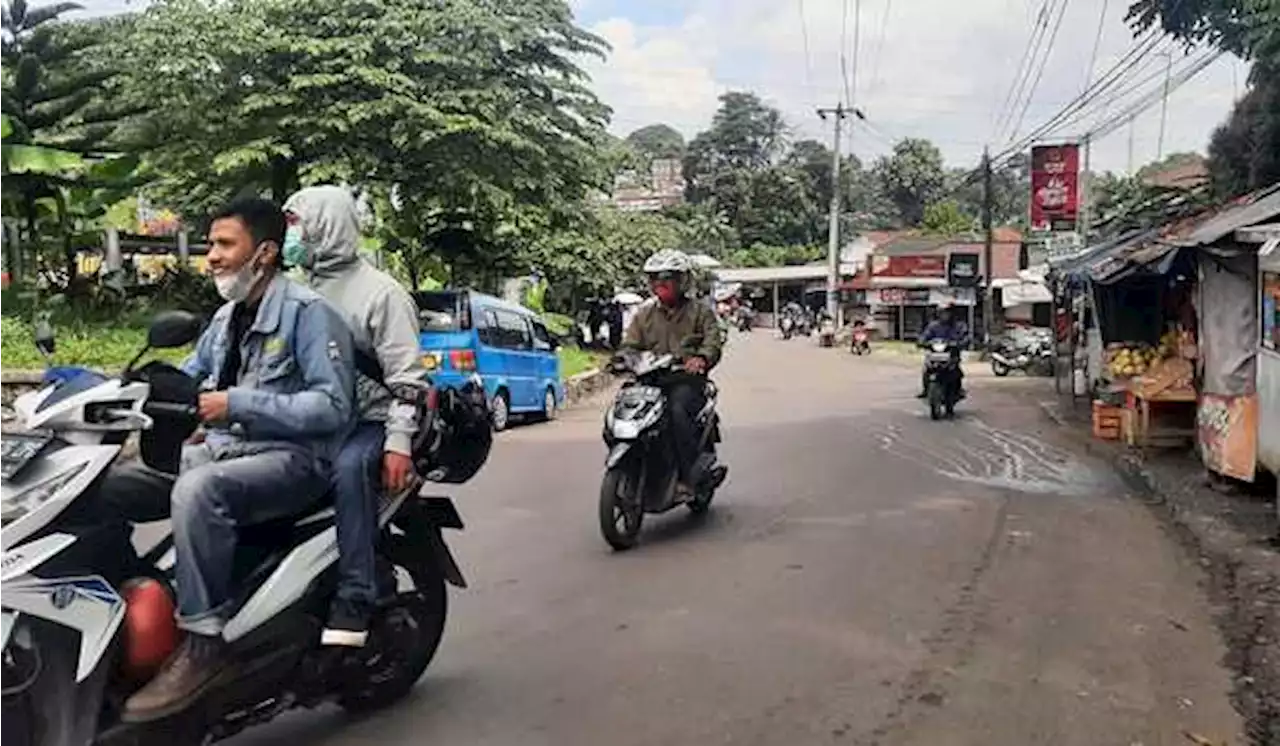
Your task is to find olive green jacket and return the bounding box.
[622,298,723,370]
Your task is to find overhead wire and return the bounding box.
[797,0,814,88]
[992,0,1052,140]
[1006,0,1071,143]
[863,0,893,108]
[840,0,854,106]
[1083,0,1109,90]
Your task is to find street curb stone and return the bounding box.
[563,368,613,407]
[1037,400,1280,746]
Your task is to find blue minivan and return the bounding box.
[414,289,564,431]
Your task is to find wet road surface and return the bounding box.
[233,333,1242,746]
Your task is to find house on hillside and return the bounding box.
[611,158,686,212]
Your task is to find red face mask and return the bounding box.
[652,280,678,306]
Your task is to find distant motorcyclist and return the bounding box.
[916,305,968,398]
[622,249,723,494]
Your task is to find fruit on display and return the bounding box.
[1104,330,1192,379]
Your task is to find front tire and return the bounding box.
[541,387,558,421]
[991,359,1010,377]
[599,467,643,551]
[928,381,944,421]
[338,566,448,712]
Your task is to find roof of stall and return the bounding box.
[1173,183,1280,247]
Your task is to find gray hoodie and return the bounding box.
[283,186,424,457]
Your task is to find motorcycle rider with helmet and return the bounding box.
[621,250,723,494]
[916,304,968,398]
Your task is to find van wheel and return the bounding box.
[542,387,558,421]
[491,391,510,432]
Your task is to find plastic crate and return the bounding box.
[1092,401,1123,440]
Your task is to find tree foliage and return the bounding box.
[625,123,684,161]
[872,138,947,226]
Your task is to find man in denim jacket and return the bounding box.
[124,199,355,721]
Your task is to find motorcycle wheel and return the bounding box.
[338,563,448,712]
[928,381,944,421]
[599,467,643,551]
[991,359,1010,377]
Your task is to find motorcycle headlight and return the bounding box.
[1,463,86,526]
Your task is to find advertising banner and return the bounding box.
[1030,144,1080,233]
[1197,393,1258,481]
[947,253,980,286]
[871,255,946,278]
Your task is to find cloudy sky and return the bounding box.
[75,0,1246,174]
[572,0,1247,173]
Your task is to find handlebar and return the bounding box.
[143,401,197,418]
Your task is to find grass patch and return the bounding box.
[1,316,190,371]
[559,345,605,380]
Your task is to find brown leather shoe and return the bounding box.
[122,633,232,722]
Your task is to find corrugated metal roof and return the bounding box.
[1176,183,1280,246]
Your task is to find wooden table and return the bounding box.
[1124,387,1197,447]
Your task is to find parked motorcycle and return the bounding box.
[779,315,795,340]
[598,351,727,551]
[923,339,963,420]
[850,325,871,355]
[817,317,836,347]
[990,329,1054,377]
[1,311,480,746]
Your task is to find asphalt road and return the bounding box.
[235,332,1243,746]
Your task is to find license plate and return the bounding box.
[1,431,53,480]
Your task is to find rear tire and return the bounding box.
[541,387,558,422]
[338,567,448,712]
[490,390,510,432]
[928,381,944,421]
[599,467,642,551]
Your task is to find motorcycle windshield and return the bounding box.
[34,371,109,413]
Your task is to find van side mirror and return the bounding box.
[148,310,202,349]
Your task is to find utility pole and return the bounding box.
[981,146,994,346]
[818,104,850,323]
[1079,134,1092,245]
[1157,51,1172,160]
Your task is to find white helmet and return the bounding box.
[643,249,693,276]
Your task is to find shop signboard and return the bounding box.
[872,255,946,278]
[1030,144,1080,233]
[1197,393,1258,481]
[947,253,980,286]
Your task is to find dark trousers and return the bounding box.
[332,422,385,608]
[666,378,706,482]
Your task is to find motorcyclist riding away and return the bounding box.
[283,185,429,648]
[622,250,723,494]
[124,199,355,721]
[917,304,967,398]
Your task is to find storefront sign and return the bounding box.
[872,255,946,278]
[1197,393,1258,481]
[876,288,966,306]
[947,253,980,286]
[1030,144,1080,233]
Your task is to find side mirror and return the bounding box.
[148,310,202,349]
[33,315,55,359]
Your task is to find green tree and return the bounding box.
[683,91,787,202]
[872,138,947,226]
[921,199,975,235]
[625,123,685,161]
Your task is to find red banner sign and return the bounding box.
[871,255,946,278]
[1030,144,1079,232]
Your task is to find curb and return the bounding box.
[1036,399,1280,746]
[563,368,613,407]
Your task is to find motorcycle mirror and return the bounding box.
[147,310,202,350]
[33,314,55,359]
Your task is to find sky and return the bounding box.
[571,0,1248,174]
[73,0,1247,174]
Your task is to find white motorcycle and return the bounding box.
[1,311,475,746]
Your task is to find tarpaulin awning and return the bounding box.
[1049,229,1158,285]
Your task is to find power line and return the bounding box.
[840,0,853,106]
[1083,0,1109,91]
[992,0,1051,139]
[1007,0,1070,143]
[797,0,813,87]
[864,0,893,107]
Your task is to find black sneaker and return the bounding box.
[322,599,371,647]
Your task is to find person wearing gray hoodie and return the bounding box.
[282,185,427,646]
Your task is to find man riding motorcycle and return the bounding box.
[916,305,967,398]
[621,250,723,494]
[124,198,356,721]
[283,185,428,648]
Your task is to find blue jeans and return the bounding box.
[172,444,328,635]
[332,422,384,608]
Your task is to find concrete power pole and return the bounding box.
[1157,51,1173,160]
[818,104,850,322]
[981,146,994,345]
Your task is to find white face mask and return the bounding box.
[213,244,267,302]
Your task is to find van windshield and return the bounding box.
[414,291,469,332]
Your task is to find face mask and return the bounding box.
[282,226,308,268]
[213,244,267,303]
[653,283,679,306]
